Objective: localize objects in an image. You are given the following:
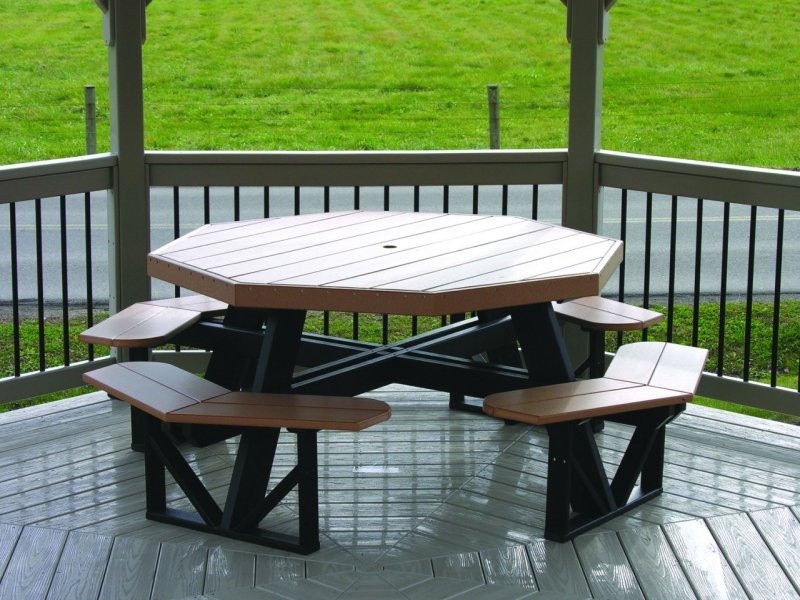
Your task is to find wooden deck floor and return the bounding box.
[1,386,799,599]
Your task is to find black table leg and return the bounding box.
[510,303,575,385]
[449,309,524,412]
[251,309,308,393]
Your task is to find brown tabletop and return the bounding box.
[148,211,623,316]
[148,211,624,400]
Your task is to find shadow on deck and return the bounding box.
[1,386,799,599]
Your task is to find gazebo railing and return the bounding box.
[0,154,116,402]
[1,149,799,416]
[598,151,800,414]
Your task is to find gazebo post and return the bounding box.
[560,0,614,374]
[562,0,613,235]
[97,0,151,353]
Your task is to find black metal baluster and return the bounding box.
[718,202,731,377]
[35,199,45,371]
[532,185,539,220]
[642,193,653,340]
[173,187,181,297]
[692,199,704,347]
[666,196,678,342]
[384,186,390,211]
[10,204,21,376]
[472,185,479,214]
[84,192,95,361]
[352,186,360,338]
[322,185,331,334]
[617,189,628,349]
[412,184,419,334]
[294,187,301,215]
[203,186,211,224]
[443,185,449,213]
[771,210,784,388]
[743,206,757,382]
[234,186,240,221]
[502,185,509,215]
[263,186,270,218]
[60,196,70,366]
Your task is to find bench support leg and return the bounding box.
[544,404,683,542]
[141,416,322,554]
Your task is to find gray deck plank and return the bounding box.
[0,526,67,600]
[0,524,22,581]
[677,411,800,452]
[526,539,591,597]
[431,550,485,583]
[706,512,798,599]
[751,506,800,595]
[46,531,114,600]
[479,545,537,589]
[425,500,542,546]
[573,531,644,600]
[98,536,160,600]
[668,421,800,475]
[618,526,697,600]
[254,554,306,585]
[684,403,800,438]
[150,541,208,599]
[203,547,256,595]
[663,519,749,600]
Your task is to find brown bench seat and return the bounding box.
[80,295,229,449]
[79,295,228,353]
[553,296,664,378]
[83,362,391,554]
[484,341,707,542]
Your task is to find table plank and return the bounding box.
[274,215,527,287]
[323,222,558,290]
[148,211,624,316]
[428,238,618,291]
[201,210,450,272]
[157,211,358,260]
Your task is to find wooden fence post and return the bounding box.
[84,85,97,154]
[487,84,500,149]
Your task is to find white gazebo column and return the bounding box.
[562,0,613,234]
[98,0,151,320]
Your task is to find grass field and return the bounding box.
[1,0,798,167]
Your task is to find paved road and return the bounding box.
[1,185,798,305]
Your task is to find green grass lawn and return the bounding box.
[1,0,799,167]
